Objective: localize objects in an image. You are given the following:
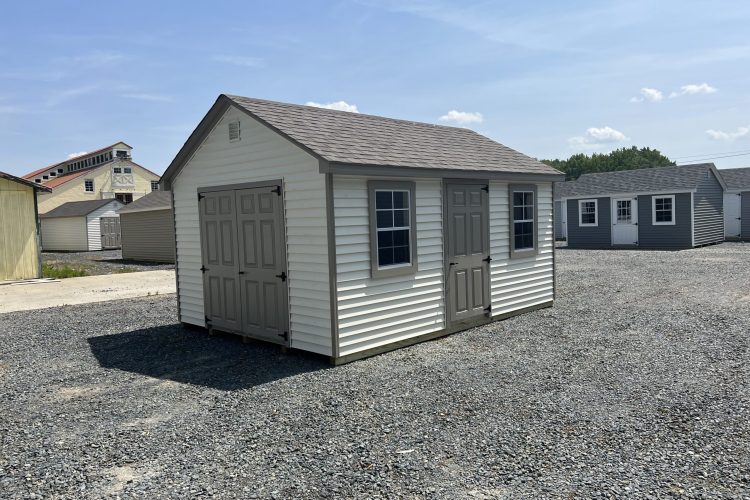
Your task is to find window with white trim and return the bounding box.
[84,179,94,192]
[368,180,417,278]
[151,181,160,191]
[509,186,536,257]
[123,167,132,174]
[113,167,122,174]
[579,199,598,226]
[652,195,675,225]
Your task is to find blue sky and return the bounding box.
[2,0,750,176]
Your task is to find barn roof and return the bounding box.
[117,190,171,214]
[554,163,725,199]
[0,171,52,192]
[162,94,564,186]
[718,167,750,191]
[40,199,122,218]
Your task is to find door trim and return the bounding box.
[610,196,639,246]
[442,179,491,327]
[197,179,283,194]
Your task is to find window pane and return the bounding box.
[513,192,524,206]
[376,191,392,209]
[377,231,393,247]
[376,210,393,228]
[393,246,409,264]
[513,206,524,221]
[524,192,534,206]
[523,206,534,220]
[378,248,394,267]
[393,229,409,246]
[392,191,408,209]
[393,209,409,227]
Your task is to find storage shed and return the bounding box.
[0,171,50,280]
[718,167,750,240]
[559,163,726,250]
[40,199,124,251]
[117,190,175,262]
[161,94,565,363]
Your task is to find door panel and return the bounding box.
[724,194,741,238]
[100,217,121,249]
[446,182,490,323]
[199,190,242,333]
[611,198,638,245]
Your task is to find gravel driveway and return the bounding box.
[43,249,174,276]
[1,243,749,498]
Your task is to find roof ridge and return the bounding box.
[22,141,131,179]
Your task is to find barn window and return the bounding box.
[84,179,94,192]
[368,180,417,278]
[116,150,128,159]
[652,195,675,225]
[509,185,538,258]
[579,199,598,227]
[57,168,63,174]
[151,181,160,191]
[229,120,241,142]
[123,167,132,174]
[113,167,122,174]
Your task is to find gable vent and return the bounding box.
[228,120,241,142]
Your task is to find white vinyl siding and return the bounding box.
[40,217,88,251]
[333,176,444,357]
[86,202,121,250]
[489,181,554,316]
[171,105,332,355]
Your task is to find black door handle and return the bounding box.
[275,271,287,282]
[449,262,458,266]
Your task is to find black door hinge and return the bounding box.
[481,185,489,192]
[200,265,208,273]
[198,193,205,201]
[483,256,492,263]
[238,270,245,275]
[279,331,289,341]
[271,186,281,196]
[275,271,287,282]
[205,315,211,325]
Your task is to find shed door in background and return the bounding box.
[445,182,490,323]
[100,217,122,249]
[236,187,289,344]
[611,197,638,245]
[724,193,741,238]
[199,190,242,334]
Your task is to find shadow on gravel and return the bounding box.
[87,324,329,390]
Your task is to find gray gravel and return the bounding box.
[2,242,749,498]
[43,249,174,276]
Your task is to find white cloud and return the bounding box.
[568,126,629,150]
[121,93,173,102]
[669,83,717,98]
[705,126,750,141]
[57,51,124,67]
[305,101,359,113]
[211,55,263,67]
[630,87,663,103]
[46,85,98,106]
[438,110,484,125]
[67,151,88,159]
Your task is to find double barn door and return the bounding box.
[198,185,289,345]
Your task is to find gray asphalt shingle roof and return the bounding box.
[225,95,561,176]
[41,199,122,218]
[719,167,750,191]
[117,191,172,214]
[554,163,718,200]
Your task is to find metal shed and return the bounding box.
[0,171,51,280]
[117,191,175,262]
[40,199,124,251]
[556,164,727,250]
[718,167,750,240]
[161,94,565,364]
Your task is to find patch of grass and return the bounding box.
[42,263,88,279]
[113,268,137,274]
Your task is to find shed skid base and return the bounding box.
[329,300,554,365]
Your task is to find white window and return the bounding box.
[228,120,241,142]
[115,150,128,159]
[123,167,132,174]
[84,179,94,192]
[151,181,159,191]
[113,167,122,174]
[509,185,537,258]
[652,195,675,225]
[579,199,598,226]
[49,171,56,177]
[57,168,63,174]
[368,180,417,278]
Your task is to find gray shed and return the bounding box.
[161,94,565,363]
[556,164,727,249]
[718,167,750,240]
[117,190,175,262]
[40,199,124,251]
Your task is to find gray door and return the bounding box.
[100,217,121,249]
[445,182,490,323]
[199,190,242,334]
[236,188,289,343]
[198,185,289,344]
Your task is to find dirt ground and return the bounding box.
[42,249,174,276]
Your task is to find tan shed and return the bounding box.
[117,190,175,262]
[0,171,51,280]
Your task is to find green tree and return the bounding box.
[542,147,675,180]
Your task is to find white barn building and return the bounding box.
[161,94,565,364]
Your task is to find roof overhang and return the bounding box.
[321,161,565,182]
[0,171,52,192]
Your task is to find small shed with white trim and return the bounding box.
[556,163,726,249]
[718,167,750,241]
[161,94,565,364]
[40,199,124,251]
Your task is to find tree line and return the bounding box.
[541,146,675,180]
